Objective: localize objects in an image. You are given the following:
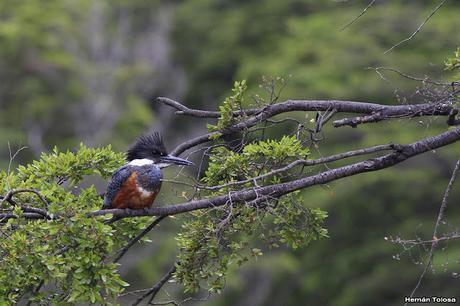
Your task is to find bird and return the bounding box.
[103,133,194,210]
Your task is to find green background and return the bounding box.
[0,1,459,305]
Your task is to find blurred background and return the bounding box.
[1,0,459,305]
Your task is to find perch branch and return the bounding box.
[87,126,459,219]
[2,127,459,222]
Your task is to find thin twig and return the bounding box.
[202,143,398,191]
[405,158,460,305]
[391,234,460,246]
[367,67,449,86]
[384,0,448,54]
[340,0,377,31]
[6,144,28,190]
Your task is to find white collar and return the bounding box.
[128,158,154,166]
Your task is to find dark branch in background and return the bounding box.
[384,0,448,54]
[113,215,167,263]
[405,158,460,305]
[447,109,460,126]
[0,212,46,221]
[1,189,51,221]
[132,263,177,306]
[25,280,44,306]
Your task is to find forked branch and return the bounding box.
[157,98,457,155]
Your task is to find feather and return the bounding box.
[126,132,167,161]
[103,165,134,208]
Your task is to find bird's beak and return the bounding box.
[160,155,194,166]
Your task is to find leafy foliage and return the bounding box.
[445,47,460,82]
[207,80,248,136]
[0,128,328,302]
[175,134,327,293]
[445,47,460,71]
[0,145,151,304]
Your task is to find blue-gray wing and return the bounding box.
[103,165,133,209]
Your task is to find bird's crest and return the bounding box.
[126,133,167,161]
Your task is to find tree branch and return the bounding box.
[160,97,453,121]
[340,0,377,31]
[132,263,177,306]
[0,189,49,207]
[367,67,450,86]
[201,143,399,191]
[3,128,459,224]
[405,158,460,304]
[384,0,448,54]
[87,126,460,220]
[157,97,260,118]
[160,98,455,155]
[447,108,460,126]
[113,215,167,263]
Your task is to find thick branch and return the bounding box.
[160,97,453,120]
[3,127,459,222]
[89,126,460,220]
[160,98,455,155]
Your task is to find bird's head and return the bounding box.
[126,133,194,168]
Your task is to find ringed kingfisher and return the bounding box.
[103,133,194,210]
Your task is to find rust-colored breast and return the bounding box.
[111,172,159,209]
